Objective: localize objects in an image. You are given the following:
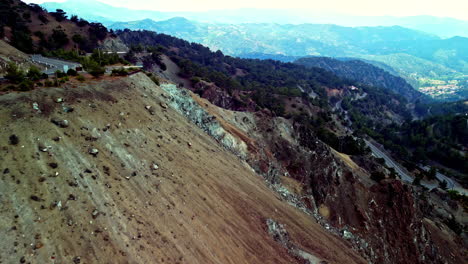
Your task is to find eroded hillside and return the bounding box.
[0,73,367,264]
[161,78,467,264]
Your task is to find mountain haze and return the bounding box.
[41,0,468,38]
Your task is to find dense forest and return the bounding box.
[378,115,467,170]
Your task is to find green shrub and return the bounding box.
[55,70,66,78]
[85,60,105,77]
[6,85,17,91]
[111,68,128,76]
[5,63,25,84]
[67,69,77,76]
[439,180,448,190]
[17,80,34,91]
[27,66,42,81]
[412,175,422,186]
[44,80,54,87]
[76,75,85,82]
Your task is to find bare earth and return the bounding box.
[0,73,365,264]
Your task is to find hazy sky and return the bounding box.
[25,0,468,20]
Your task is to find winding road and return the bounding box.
[365,139,467,195]
[364,139,413,182]
[31,55,82,74]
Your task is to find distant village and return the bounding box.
[418,77,467,100]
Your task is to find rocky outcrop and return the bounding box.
[266,219,327,264]
[100,37,129,52]
[191,81,257,112]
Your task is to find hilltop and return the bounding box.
[0,0,120,53]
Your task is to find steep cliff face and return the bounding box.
[154,71,467,263]
[0,73,367,264]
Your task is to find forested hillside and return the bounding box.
[0,0,110,53]
[295,57,426,102]
[117,30,412,123]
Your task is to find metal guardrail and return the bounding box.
[30,55,82,74]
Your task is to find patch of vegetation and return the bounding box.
[50,9,67,22]
[111,68,129,76]
[86,60,105,77]
[76,74,85,82]
[66,69,77,76]
[5,63,26,84]
[374,115,467,176]
[27,65,42,81]
[49,28,69,49]
[17,79,34,91]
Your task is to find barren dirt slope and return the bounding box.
[0,40,35,74]
[0,73,365,264]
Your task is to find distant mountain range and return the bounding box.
[41,0,468,78]
[41,0,468,38]
[109,18,468,77]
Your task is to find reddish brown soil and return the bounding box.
[0,73,366,264]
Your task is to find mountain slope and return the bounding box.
[1,0,114,53]
[116,31,467,264]
[0,73,367,264]
[0,39,37,74]
[1,3,466,264]
[295,57,426,102]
